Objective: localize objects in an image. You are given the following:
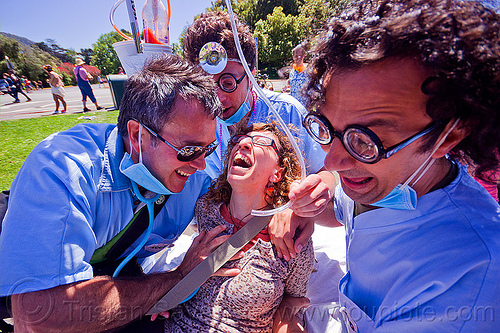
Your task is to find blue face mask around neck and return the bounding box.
[119,124,175,196]
[218,89,252,126]
[370,119,460,210]
[370,184,418,210]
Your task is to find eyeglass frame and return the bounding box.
[303,113,441,164]
[141,123,218,162]
[217,72,247,93]
[230,134,280,156]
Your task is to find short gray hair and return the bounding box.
[117,54,221,137]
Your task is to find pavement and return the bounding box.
[0,79,288,122]
[0,84,116,121]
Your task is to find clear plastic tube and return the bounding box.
[225,0,306,217]
[110,0,133,40]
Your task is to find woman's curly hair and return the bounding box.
[307,0,500,181]
[204,122,301,207]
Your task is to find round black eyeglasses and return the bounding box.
[142,124,218,162]
[303,113,440,164]
[217,72,247,93]
[231,134,280,155]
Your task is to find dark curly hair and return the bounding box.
[307,0,500,181]
[183,11,257,70]
[204,122,301,207]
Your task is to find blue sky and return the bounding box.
[0,0,213,50]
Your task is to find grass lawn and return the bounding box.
[0,110,119,190]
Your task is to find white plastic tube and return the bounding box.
[225,0,306,217]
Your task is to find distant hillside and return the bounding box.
[0,32,36,47]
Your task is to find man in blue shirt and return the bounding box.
[183,11,336,261]
[0,55,235,332]
[276,0,500,332]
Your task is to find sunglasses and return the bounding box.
[142,124,218,162]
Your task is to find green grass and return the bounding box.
[0,110,119,190]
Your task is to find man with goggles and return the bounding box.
[184,11,337,261]
[276,0,500,332]
[1,55,240,333]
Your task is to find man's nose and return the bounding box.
[216,87,228,103]
[189,154,207,170]
[324,138,356,172]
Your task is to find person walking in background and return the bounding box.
[1,73,19,103]
[73,58,103,112]
[7,70,31,102]
[287,43,309,106]
[21,76,32,93]
[118,66,125,75]
[43,65,67,114]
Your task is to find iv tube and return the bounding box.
[225,0,307,217]
[110,0,133,40]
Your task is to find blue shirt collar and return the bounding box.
[97,127,131,192]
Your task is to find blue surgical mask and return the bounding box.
[371,184,418,210]
[371,119,460,210]
[218,89,252,126]
[119,124,174,196]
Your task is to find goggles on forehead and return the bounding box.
[199,41,242,74]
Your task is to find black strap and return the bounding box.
[0,190,10,231]
[91,194,169,277]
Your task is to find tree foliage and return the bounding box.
[251,0,351,67]
[254,7,309,68]
[236,0,300,28]
[1,34,60,83]
[33,39,73,63]
[204,0,351,69]
[91,30,129,75]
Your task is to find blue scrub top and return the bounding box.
[0,124,211,296]
[204,89,326,179]
[334,164,500,331]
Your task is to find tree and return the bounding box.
[79,48,94,65]
[0,34,61,82]
[0,34,20,70]
[299,0,350,35]
[91,30,129,75]
[235,0,300,29]
[254,6,309,68]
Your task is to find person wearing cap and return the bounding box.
[43,64,67,114]
[183,11,336,261]
[0,55,240,333]
[74,58,104,112]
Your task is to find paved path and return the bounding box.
[0,80,288,121]
[0,84,115,121]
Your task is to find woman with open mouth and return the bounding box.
[164,122,315,332]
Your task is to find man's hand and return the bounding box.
[176,225,234,277]
[269,171,335,260]
[273,295,310,333]
[151,226,243,321]
[288,173,332,218]
[269,210,314,260]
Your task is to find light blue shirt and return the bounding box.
[0,124,210,296]
[333,163,500,332]
[204,89,326,179]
